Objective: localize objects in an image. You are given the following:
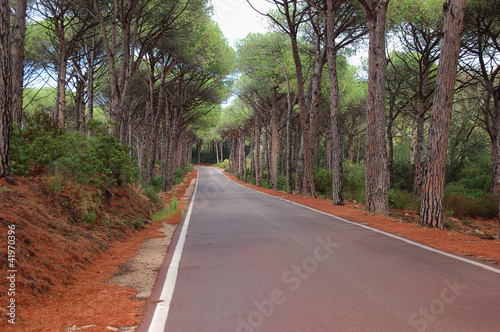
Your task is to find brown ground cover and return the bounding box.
[0,170,196,331]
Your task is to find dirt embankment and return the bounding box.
[0,171,196,331]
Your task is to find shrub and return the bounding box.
[11,112,69,174]
[11,114,139,186]
[186,164,194,172]
[314,168,332,198]
[132,217,145,229]
[277,175,287,192]
[151,176,165,191]
[170,197,179,211]
[85,212,97,224]
[388,189,419,211]
[215,159,229,169]
[343,163,365,203]
[144,186,162,204]
[444,182,498,219]
[174,169,184,185]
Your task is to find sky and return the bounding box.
[210,0,274,48]
[210,0,366,67]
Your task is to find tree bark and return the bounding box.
[270,89,279,190]
[11,0,27,125]
[55,55,68,127]
[326,0,344,205]
[255,117,262,186]
[0,0,11,177]
[216,140,220,164]
[361,0,391,215]
[420,0,467,228]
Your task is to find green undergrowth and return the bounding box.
[220,158,497,220]
[152,197,180,221]
[11,112,138,187]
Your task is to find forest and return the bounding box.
[0,0,499,235]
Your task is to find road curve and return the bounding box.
[139,166,500,332]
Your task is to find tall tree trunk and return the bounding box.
[255,117,262,186]
[86,33,96,135]
[387,117,394,190]
[413,67,430,197]
[413,110,426,197]
[11,0,26,125]
[361,0,390,215]
[197,139,201,164]
[326,3,344,204]
[55,56,67,127]
[270,90,279,190]
[240,131,246,182]
[220,141,224,161]
[0,0,11,177]
[74,77,85,132]
[420,0,467,228]
[302,47,326,197]
[286,99,293,194]
[216,140,220,164]
[261,127,266,187]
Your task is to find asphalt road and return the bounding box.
[139,166,500,332]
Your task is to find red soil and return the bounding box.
[0,171,196,331]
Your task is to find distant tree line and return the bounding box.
[0,0,235,191]
[212,0,499,234]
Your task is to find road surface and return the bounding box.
[139,166,500,332]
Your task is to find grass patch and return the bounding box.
[152,197,180,221]
[0,186,11,194]
[85,212,97,224]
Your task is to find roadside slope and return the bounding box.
[0,171,196,331]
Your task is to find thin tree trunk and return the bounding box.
[10,0,26,125]
[55,56,67,127]
[0,0,12,177]
[216,140,220,164]
[413,111,426,197]
[270,91,279,190]
[255,117,262,186]
[326,3,344,204]
[420,0,467,228]
[362,0,390,215]
[86,33,96,135]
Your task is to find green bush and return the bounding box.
[314,168,332,198]
[186,164,194,172]
[144,186,162,204]
[11,112,69,174]
[170,196,179,211]
[444,182,498,219]
[151,176,165,191]
[458,155,492,196]
[343,163,365,203]
[11,113,139,186]
[85,212,97,224]
[389,189,419,211]
[214,159,229,169]
[277,175,287,192]
[174,169,184,185]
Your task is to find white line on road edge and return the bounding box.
[215,168,500,275]
[148,171,199,332]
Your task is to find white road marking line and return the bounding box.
[148,171,199,332]
[215,168,500,275]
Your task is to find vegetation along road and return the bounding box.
[139,167,500,331]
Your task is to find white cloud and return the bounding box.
[211,0,273,48]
